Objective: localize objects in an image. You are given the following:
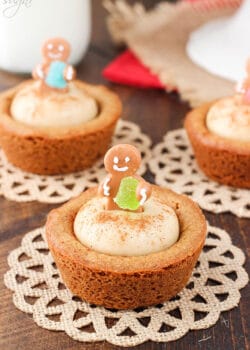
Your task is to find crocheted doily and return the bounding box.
[4,224,248,347]
[0,120,151,203]
[149,129,250,218]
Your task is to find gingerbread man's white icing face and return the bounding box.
[42,38,70,62]
[104,144,141,177]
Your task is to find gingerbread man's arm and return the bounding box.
[134,175,152,205]
[32,62,48,81]
[98,174,112,197]
[64,64,76,82]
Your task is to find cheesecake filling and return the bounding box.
[11,81,98,128]
[206,95,250,142]
[74,195,180,257]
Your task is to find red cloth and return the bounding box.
[102,50,164,89]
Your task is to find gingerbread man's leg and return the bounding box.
[106,197,143,212]
[134,206,143,213]
[106,197,121,211]
[41,83,69,94]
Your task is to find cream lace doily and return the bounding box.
[0,120,151,203]
[149,129,250,218]
[4,224,248,347]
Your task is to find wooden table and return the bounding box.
[0,1,249,349]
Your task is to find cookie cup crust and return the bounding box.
[185,101,250,188]
[0,80,122,174]
[46,185,207,309]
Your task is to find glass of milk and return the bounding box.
[0,0,91,73]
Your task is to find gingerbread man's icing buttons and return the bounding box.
[32,37,76,92]
[98,144,152,211]
[237,58,250,104]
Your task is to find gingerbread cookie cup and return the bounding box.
[0,80,121,175]
[46,186,206,310]
[185,102,250,188]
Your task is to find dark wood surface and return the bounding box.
[0,1,249,349]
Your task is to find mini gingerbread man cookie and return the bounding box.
[32,37,76,93]
[98,144,152,211]
[238,58,250,104]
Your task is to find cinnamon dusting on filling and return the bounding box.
[96,211,154,230]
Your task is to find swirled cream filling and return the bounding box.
[74,195,180,256]
[11,81,98,127]
[206,95,250,142]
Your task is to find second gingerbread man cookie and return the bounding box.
[32,37,76,92]
[99,144,152,211]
